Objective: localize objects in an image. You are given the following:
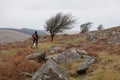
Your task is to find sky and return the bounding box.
[0,0,120,31]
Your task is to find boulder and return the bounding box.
[47,48,81,64]
[86,33,93,41]
[116,36,120,42]
[77,56,96,74]
[32,59,70,80]
[115,36,120,45]
[26,51,46,62]
[77,62,89,74]
[50,45,65,54]
[86,32,100,41]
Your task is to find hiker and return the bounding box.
[31,31,38,48]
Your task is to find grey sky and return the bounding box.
[0,0,120,31]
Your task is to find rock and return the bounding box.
[26,51,46,62]
[31,59,70,80]
[75,43,85,47]
[77,62,89,74]
[63,34,68,36]
[112,31,116,35]
[76,49,87,55]
[21,72,33,77]
[115,42,120,46]
[107,41,114,46]
[86,32,101,41]
[107,30,113,36]
[116,36,120,42]
[113,36,120,45]
[86,33,93,41]
[82,55,92,60]
[47,48,81,64]
[93,32,100,39]
[50,45,65,54]
[77,56,96,74]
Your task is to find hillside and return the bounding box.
[0,26,120,80]
[0,28,47,35]
[0,29,30,44]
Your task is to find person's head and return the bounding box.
[35,31,37,34]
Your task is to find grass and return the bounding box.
[0,30,120,80]
[65,36,86,43]
[60,60,84,79]
[1,48,18,56]
[38,42,51,50]
[65,52,120,80]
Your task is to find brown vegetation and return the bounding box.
[0,26,120,80]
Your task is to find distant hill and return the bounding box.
[0,29,31,44]
[0,28,47,35]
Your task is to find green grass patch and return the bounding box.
[38,42,51,50]
[53,41,66,45]
[1,49,18,56]
[66,36,86,43]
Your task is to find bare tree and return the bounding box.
[80,22,92,33]
[44,13,76,42]
[97,24,103,30]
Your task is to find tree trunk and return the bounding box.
[51,34,54,42]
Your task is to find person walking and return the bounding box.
[31,31,38,48]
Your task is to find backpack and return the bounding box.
[33,34,37,40]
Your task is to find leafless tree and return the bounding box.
[44,13,76,42]
[80,22,92,33]
[97,24,103,30]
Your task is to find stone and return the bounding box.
[21,72,33,77]
[93,32,100,39]
[86,32,101,41]
[75,43,85,47]
[31,59,70,80]
[50,45,65,54]
[76,49,87,55]
[86,33,93,41]
[115,42,120,46]
[26,51,46,62]
[77,56,96,74]
[107,30,113,36]
[116,36,120,42]
[47,48,81,64]
[112,31,116,35]
[77,62,90,74]
[107,41,113,46]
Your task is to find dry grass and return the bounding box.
[0,27,120,80]
[68,52,120,80]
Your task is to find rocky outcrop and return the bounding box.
[32,59,70,80]
[26,51,46,62]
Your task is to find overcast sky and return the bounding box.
[0,0,120,31]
